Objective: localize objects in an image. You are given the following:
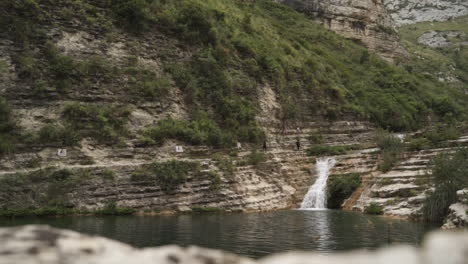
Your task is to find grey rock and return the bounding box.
[1,225,468,264]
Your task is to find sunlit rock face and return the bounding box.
[1,225,468,264]
[384,0,468,26]
[273,0,408,62]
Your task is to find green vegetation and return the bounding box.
[62,103,132,143]
[399,16,468,93]
[375,129,404,172]
[308,133,324,144]
[0,0,467,156]
[423,148,468,223]
[306,145,360,157]
[407,124,461,151]
[107,0,468,133]
[0,167,135,218]
[140,117,260,148]
[0,97,17,156]
[327,173,361,209]
[365,202,384,215]
[131,160,201,191]
[215,156,236,178]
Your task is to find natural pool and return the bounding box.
[0,210,438,258]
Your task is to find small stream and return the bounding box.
[0,210,437,258]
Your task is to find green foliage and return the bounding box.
[245,150,266,166]
[131,160,200,191]
[62,102,132,143]
[407,137,432,151]
[215,157,235,178]
[34,123,80,146]
[100,169,116,181]
[374,129,404,172]
[123,66,172,100]
[142,116,263,148]
[0,168,85,211]
[308,133,324,144]
[365,202,384,215]
[327,173,361,209]
[423,148,468,222]
[44,42,81,92]
[406,124,461,151]
[306,145,360,157]
[0,97,17,156]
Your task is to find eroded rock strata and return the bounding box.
[274,0,408,61]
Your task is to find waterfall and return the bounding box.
[300,157,336,209]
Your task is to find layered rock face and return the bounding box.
[1,225,468,264]
[274,0,408,62]
[384,0,468,25]
[349,136,468,219]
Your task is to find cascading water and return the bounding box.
[300,157,336,209]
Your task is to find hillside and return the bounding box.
[399,16,468,91]
[0,0,467,218]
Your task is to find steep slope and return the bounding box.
[0,0,467,216]
[398,16,468,90]
[274,0,408,62]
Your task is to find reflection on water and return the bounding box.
[0,210,437,258]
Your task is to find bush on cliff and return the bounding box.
[375,129,404,172]
[131,160,201,191]
[62,103,132,143]
[365,202,384,215]
[423,148,468,222]
[327,173,361,209]
[0,97,17,156]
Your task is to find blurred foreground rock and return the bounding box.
[1,225,468,264]
[443,189,468,229]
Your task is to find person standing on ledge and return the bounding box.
[296,138,301,151]
[263,140,267,152]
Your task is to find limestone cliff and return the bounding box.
[384,0,468,25]
[0,0,466,221]
[274,0,408,61]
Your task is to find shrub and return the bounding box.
[142,117,252,148]
[306,145,360,157]
[423,148,468,222]
[327,173,361,209]
[131,160,200,191]
[62,103,132,143]
[374,130,404,172]
[35,123,80,146]
[111,0,156,33]
[0,97,16,156]
[246,150,266,166]
[407,137,432,151]
[309,133,324,144]
[365,202,384,215]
